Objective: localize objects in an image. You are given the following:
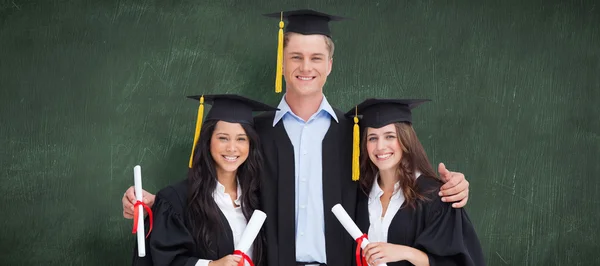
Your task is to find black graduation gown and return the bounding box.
[356,176,486,266]
[254,109,358,266]
[131,179,238,266]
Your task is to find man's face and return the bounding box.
[282,33,333,97]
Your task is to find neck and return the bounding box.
[377,168,398,194]
[285,91,323,121]
[217,170,237,194]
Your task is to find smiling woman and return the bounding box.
[132,94,277,266]
[210,121,251,178]
[347,98,486,266]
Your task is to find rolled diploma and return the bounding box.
[234,210,267,255]
[331,204,387,266]
[134,165,146,257]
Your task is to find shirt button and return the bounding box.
[302,150,307,155]
[300,232,304,236]
[300,205,306,209]
[301,178,306,182]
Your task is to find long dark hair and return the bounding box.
[186,119,265,264]
[359,122,438,209]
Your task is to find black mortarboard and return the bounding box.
[263,9,347,37]
[186,94,278,168]
[345,98,431,181]
[263,9,348,93]
[346,98,431,128]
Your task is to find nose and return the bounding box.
[226,142,236,152]
[376,138,386,151]
[299,58,310,72]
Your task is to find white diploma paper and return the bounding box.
[331,204,387,266]
[134,165,146,257]
[235,210,267,254]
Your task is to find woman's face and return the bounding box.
[210,121,250,176]
[365,124,403,173]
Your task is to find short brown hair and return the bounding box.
[283,32,335,58]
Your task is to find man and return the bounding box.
[122,9,470,266]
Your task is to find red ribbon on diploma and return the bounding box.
[355,234,368,266]
[132,200,153,238]
[233,250,254,266]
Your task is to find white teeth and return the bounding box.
[223,156,238,162]
[377,154,392,159]
[297,76,314,80]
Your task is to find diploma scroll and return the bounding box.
[233,210,267,266]
[235,210,267,252]
[134,165,146,257]
[331,204,387,266]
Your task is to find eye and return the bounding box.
[237,137,247,142]
[218,136,228,141]
[312,57,323,61]
[291,56,301,59]
[386,135,396,139]
[368,137,377,142]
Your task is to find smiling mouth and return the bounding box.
[376,153,393,160]
[296,76,316,81]
[222,155,239,162]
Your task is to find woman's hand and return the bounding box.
[208,255,242,266]
[363,242,429,266]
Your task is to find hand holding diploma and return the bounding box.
[331,204,387,266]
[233,210,267,266]
[132,165,153,257]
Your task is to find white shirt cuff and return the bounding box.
[195,259,212,266]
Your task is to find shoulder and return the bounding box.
[254,111,275,125]
[155,179,189,214]
[331,107,351,125]
[415,175,444,202]
[253,111,276,133]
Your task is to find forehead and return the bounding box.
[213,121,246,134]
[367,124,396,134]
[284,33,329,54]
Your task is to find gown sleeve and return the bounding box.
[148,186,204,266]
[413,183,486,266]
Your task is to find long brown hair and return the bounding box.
[359,122,438,209]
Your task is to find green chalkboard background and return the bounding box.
[1,0,598,265]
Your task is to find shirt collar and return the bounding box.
[272,93,338,126]
[215,179,242,205]
[368,173,401,202]
[368,171,422,202]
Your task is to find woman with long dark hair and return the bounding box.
[134,94,276,266]
[347,99,485,266]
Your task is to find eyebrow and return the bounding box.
[288,52,327,57]
[215,132,247,137]
[367,131,396,136]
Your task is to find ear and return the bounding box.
[326,57,333,76]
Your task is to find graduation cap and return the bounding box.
[186,94,278,168]
[345,98,431,181]
[263,9,348,93]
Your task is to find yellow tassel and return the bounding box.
[188,95,204,168]
[352,109,360,181]
[275,12,284,94]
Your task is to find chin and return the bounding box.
[375,164,392,172]
[373,160,399,172]
[217,163,241,173]
[297,86,321,96]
